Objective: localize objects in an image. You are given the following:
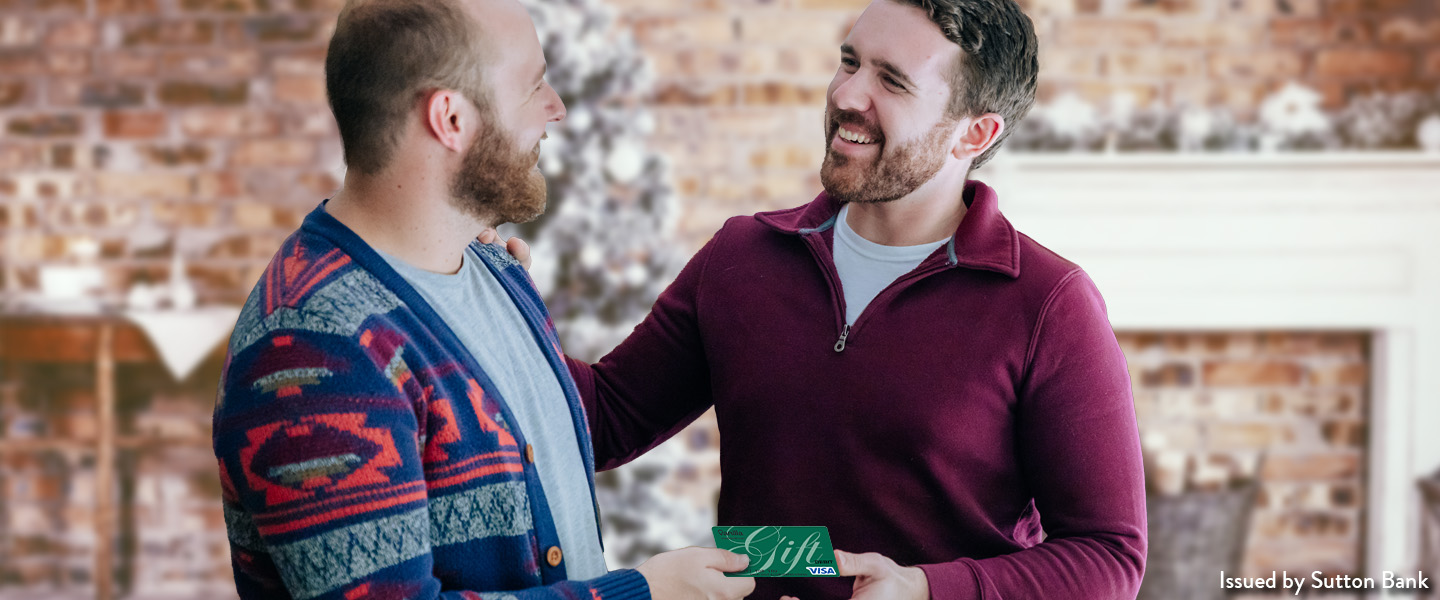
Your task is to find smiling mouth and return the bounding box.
[836,126,877,145]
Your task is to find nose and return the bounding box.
[829,71,870,114]
[545,82,566,123]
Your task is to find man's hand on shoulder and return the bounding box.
[476,228,532,271]
[636,547,755,600]
[832,550,930,600]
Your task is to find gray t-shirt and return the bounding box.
[376,245,608,580]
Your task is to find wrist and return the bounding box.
[906,566,932,600]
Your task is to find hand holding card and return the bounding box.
[712,526,842,578]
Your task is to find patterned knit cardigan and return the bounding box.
[213,200,650,600]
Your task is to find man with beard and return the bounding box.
[211,0,755,598]
[505,0,1148,598]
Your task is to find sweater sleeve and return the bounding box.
[214,328,650,600]
[917,269,1147,600]
[566,224,724,471]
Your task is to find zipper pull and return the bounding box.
[834,323,850,353]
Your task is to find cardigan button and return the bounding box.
[525,444,536,463]
[546,546,563,567]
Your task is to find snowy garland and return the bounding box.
[1008,83,1440,154]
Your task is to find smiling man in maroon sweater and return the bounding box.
[535,0,1147,598]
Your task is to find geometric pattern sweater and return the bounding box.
[213,200,650,600]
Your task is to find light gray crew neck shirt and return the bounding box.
[832,204,950,325]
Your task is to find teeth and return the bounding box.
[838,126,874,145]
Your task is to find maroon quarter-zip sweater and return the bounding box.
[567,180,1147,600]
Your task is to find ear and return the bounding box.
[951,113,1005,161]
[423,89,481,154]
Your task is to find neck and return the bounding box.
[325,163,489,275]
[843,164,969,246]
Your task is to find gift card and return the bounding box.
[712,526,841,577]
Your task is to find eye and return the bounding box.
[840,57,858,70]
[882,75,904,90]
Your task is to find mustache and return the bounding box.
[828,109,883,141]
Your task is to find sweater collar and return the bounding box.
[755,179,1021,278]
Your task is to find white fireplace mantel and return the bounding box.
[976,151,1440,593]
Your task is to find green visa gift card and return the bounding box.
[712,526,841,578]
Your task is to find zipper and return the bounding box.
[799,224,957,353]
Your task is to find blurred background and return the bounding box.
[0,0,1438,598]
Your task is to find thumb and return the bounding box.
[505,236,532,271]
[712,549,752,573]
[835,551,880,578]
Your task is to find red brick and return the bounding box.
[1320,420,1365,447]
[749,144,823,170]
[0,50,42,75]
[273,75,326,104]
[1263,454,1359,483]
[1323,0,1415,14]
[7,114,82,136]
[179,108,279,137]
[652,82,738,106]
[0,143,39,170]
[631,15,736,45]
[295,172,340,197]
[1204,361,1306,386]
[153,201,219,227]
[96,52,157,77]
[35,0,85,11]
[1210,422,1293,449]
[1315,49,1414,78]
[293,0,343,10]
[229,139,315,167]
[1159,21,1264,47]
[1426,49,1440,76]
[270,48,327,76]
[742,82,826,106]
[45,50,89,76]
[97,0,158,13]
[160,49,260,77]
[103,111,166,138]
[80,81,146,107]
[1376,18,1440,44]
[44,19,96,46]
[1040,47,1100,78]
[1119,0,1207,15]
[1307,362,1367,386]
[1054,19,1159,46]
[180,0,261,11]
[0,80,28,107]
[95,173,191,200]
[158,81,248,106]
[142,144,211,167]
[230,203,275,229]
[1223,0,1321,17]
[1106,50,1204,78]
[1271,19,1371,46]
[123,20,215,46]
[741,14,849,44]
[1208,51,1305,78]
[796,0,867,8]
[195,171,242,199]
[242,15,326,43]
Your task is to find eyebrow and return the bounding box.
[840,44,917,90]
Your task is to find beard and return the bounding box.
[448,118,548,226]
[819,107,957,204]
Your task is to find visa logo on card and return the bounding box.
[712,526,841,578]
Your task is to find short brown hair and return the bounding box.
[325,0,489,174]
[896,0,1038,169]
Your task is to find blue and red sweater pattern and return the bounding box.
[213,200,649,600]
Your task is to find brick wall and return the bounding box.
[1120,331,1370,578]
[1,0,345,306]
